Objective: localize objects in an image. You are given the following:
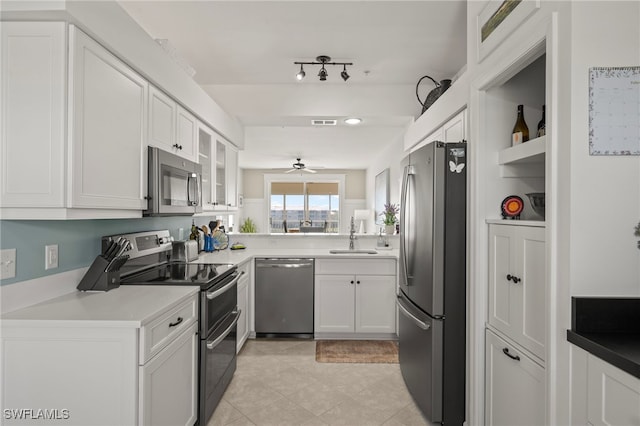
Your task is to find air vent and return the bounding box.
[311,119,337,126]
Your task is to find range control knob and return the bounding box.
[158,236,174,244]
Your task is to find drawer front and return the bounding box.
[316,258,396,275]
[140,295,198,364]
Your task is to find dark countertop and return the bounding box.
[567,297,640,379]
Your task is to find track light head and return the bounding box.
[296,64,306,81]
[318,66,328,81]
[340,65,350,81]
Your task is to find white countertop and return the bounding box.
[1,285,198,327]
[192,248,399,265]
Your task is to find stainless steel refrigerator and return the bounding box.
[397,141,466,425]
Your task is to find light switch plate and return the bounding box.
[0,249,17,279]
[45,244,58,270]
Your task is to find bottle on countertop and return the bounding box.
[511,104,529,146]
[189,219,201,251]
[536,105,546,137]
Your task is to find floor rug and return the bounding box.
[315,340,399,363]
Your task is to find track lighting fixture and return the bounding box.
[294,55,353,82]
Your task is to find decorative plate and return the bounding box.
[212,230,229,250]
[501,195,524,219]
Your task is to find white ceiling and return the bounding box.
[118,0,467,170]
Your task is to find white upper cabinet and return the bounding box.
[148,85,176,152]
[225,143,238,209]
[148,86,197,162]
[175,105,197,162]
[198,126,238,211]
[68,25,148,210]
[0,22,66,208]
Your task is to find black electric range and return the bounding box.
[104,229,240,426]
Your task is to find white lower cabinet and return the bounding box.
[139,323,198,426]
[236,261,251,352]
[314,259,396,337]
[587,355,640,426]
[0,292,198,426]
[485,329,545,426]
[488,223,546,360]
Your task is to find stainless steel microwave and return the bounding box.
[144,146,203,216]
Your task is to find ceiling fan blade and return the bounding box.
[303,168,317,173]
[284,168,297,173]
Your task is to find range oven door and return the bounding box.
[199,309,240,425]
[201,270,240,337]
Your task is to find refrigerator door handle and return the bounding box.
[400,165,414,285]
[396,296,430,330]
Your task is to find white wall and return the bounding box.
[569,1,640,296]
[365,132,406,234]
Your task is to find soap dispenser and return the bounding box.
[376,227,386,248]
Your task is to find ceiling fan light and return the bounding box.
[344,117,362,125]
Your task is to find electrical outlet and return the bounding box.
[0,249,17,279]
[45,244,58,270]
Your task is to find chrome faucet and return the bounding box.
[349,216,356,250]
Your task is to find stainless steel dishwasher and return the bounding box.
[255,258,314,338]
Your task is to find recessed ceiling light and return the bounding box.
[344,118,362,125]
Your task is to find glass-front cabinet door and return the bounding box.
[198,123,214,210]
[215,140,227,207]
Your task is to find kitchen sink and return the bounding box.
[329,249,378,254]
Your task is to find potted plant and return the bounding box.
[381,203,399,235]
[239,217,257,233]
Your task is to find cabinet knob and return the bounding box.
[506,274,521,283]
[350,280,354,285]
[356,280,361,285]
[172,143,183,150]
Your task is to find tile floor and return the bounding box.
[207,339,433,426]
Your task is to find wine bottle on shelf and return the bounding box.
[536,105,546,137]
[511,104,529,146]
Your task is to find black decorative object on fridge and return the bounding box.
[416,76,452,115]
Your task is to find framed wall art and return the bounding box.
[589,66,640,156]
[477,0,540,61]
[375,169,390,226]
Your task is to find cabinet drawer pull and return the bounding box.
[169,317,183,328]
[502,347,521,361]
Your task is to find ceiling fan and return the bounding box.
[285,158,317,174]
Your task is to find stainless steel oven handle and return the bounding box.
[396,296,430,330]
[206,271,242,300]
[206,309,241,350]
